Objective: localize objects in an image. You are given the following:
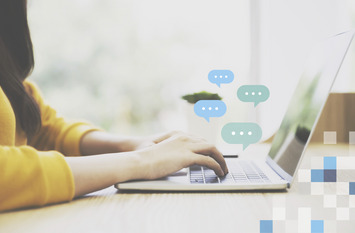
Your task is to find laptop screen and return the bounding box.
[267,30,354,181]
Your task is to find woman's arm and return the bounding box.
[79,131,148,155]
[79,130,191,155]
[0,146,75,211]
[65,152,140,196]
[68,133,228,197]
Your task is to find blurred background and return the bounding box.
[28,0,355,150]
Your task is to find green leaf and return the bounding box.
[181,91,222,104]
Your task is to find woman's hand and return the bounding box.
[135,132,228,179]
[69,131,227,197]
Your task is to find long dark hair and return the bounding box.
[0,1,41,138]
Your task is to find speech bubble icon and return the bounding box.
[221,122,262,150]
[237,85,270,107]
[208,70,234,87]
[194,100,227,122]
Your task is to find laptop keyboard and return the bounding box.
[189,160,271,184]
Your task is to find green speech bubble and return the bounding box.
[237,85,270,107]
[221,122,262,150]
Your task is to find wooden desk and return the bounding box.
[0,144,354,233]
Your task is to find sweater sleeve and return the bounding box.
[25,81,101,156]
[0,146,74,211]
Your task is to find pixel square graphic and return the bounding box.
[260,131,355,233]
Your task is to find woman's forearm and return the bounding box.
[80,131,140,155]
[65,152,142,197]
[79,130,173,156]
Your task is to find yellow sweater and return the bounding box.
[0,81,98,211]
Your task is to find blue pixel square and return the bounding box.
[350,182,355,195]
[311,169,324,182]
[311,220,324,233]
[323,156,336,169]
[260,220,273,233]
[323,170,336,182]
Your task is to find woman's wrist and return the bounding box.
[112,152,145,182]
[66,151,144,197]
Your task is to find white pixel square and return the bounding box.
[324,220,337,233]
[349,145,355,157]
[311,183,324,195]
[324,183,337,195]
[323,195,337,208]
[336,182,349,195]
[298,169,311,182]
[311,156,323,169]
[337,157,355,169]
[336,207,349,220]
[272,195,286,207]
[273,207,286,220]
[273,220,285,233]
[285,220,298,233]
[349,195,355,208]
[349,131,355,145]
[323,131,337,144]
[298,208,311,233]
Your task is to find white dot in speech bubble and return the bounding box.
[240,131,244,135]
[248,131,252,135]
[231,131,236,136]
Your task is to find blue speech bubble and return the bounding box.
[221,122,262,150]
[208,70,234,87]
[194,100,226,122]
[237,85,270,107]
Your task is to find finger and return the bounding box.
[190,143,228,174]
[157,134,205,146]
[192,154,225,176]
[182,132,208,142]
[140,141,155,148]
[154,131,207,144]
[153,131,183,143]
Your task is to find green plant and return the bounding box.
[181,91,222,104]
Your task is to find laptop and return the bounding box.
[115,30,355,191]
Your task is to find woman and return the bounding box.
[0,1,228,211]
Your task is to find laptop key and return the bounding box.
[205,177,219,184]
[234,179,249,183]
[190,165,202,171]
[190,178,204,184]
[220,174,234,184]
